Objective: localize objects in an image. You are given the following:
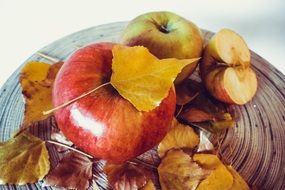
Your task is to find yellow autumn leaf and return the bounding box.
[193,153,222,169]
[110,45,199,111]
[157,118,199,158]
[227,166,250,190]
[142,180,156,190]
[20,61,63,129]
[196,164,233,190]
[193,154,234,190]
[158,149,211,190]
[0,132,50,185]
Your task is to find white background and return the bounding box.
[0,0,284,87]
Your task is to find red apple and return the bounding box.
[52,42,176,163]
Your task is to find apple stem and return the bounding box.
[46,140,94,159]
[43,82,111,115]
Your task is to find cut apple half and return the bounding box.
[223,67,257,104]
[200,29,257,105]
[207,29,250,67]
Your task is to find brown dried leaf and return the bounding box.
[43,151,92,189]
[20,61,63,129]
[175,79,200,105]
[157,118,199,158]
[177,79,235,132]
[193,113,235,133]
[0,132,50,185]
[158,149,211,190]
[104,162,151,190]
[181,107,215,122]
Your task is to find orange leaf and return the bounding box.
[20,61,63,129]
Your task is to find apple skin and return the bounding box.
[121,11,203,84]
[52,42,176,163]
[200,50,235,104]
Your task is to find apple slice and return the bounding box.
[200,29,257,105]
[223,67,257,104]
[207,29,250,66]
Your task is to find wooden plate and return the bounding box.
[0,22,284,190]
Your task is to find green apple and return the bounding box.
[121,11,203,84]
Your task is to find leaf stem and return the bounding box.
[43,82,111,115]
[47,140,157,170]
[175,104,184,118]
[130,158,157,170]
[46,140,93,159]
[36,52,61,63]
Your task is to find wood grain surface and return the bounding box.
[0,22,284,190]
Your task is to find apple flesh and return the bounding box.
[200,29,257,105]
[52,43,176,163]
[121,11,203,84]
